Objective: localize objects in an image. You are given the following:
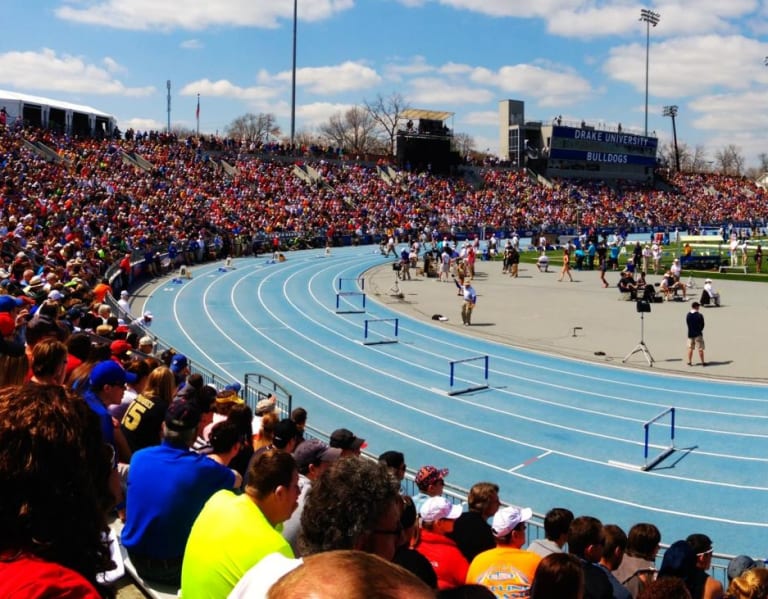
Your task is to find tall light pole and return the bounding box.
[662,105,680,172]
[166,80,171,134]
[639,8,660,137]
[290,0,297,149]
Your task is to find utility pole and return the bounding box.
[166,80,171,134]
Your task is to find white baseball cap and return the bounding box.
[492,505,533,538]
[419,496,462,523]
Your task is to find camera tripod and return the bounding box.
[622,311,655,366]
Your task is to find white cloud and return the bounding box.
[462,110,498,126]
[604,35,768,97]
[180,79,279,101]
[119,117,165,131]
[297,102,356,126]
[55,0,354,31]
[180,39,203,50]
[265,61,382,95]
[408,77,494,104]
[383,56,435,81]
[0,48,153,96]
[393,0,758,39]
[471,64,593,107]
[689,91,768,132]
[102,57,123,73]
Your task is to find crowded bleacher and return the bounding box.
[2,118,767,598]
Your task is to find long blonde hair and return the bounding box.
[141,366,176,404]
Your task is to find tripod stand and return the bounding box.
[622,311,655,366]
[389,276,402,296]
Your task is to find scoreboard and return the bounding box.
[546,125,658,178]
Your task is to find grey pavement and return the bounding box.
[366,258,768,383]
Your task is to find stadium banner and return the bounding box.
[548,125,658,167]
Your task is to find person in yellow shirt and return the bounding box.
[466,505,541,598]
[180,450,299,599]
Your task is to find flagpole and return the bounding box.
[196,93,200,136]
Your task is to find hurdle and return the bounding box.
[642,407,676,471]
[448,355,489,396]
[363,318,399,345]
[335,291,366,314]
[337,277,365,292]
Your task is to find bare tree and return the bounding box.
[318,106,380,155]
[364,92,408,156]
[225,113,281,142]
[687,144,709,173]
[758,153,768,173]
[452,132,476,158]
[171,125,197,138]
[715,144,745,176]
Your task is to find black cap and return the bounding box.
[164,400,201,431]
[273,419,299,449]
[330,428,367,451]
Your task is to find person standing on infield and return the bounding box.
[686,302,705,366]
[461,282,477,326]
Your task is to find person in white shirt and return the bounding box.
[703,278,721,306]
[117,290,131,314]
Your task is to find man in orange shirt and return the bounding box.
[466,504,541,598]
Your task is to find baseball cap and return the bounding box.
[138,335,153,347]
[164,400,202,431]
[0,312,16,336]
[215,390,244,406]
[273,419,299,449]
[255,396,277,415]
[110,340,133,357]
[415,465,448,488]
[224,381,242,393]
[705,278,712,283]
[47,289,65,302]
[491,505,533,538]
[419,496,462,523]
[120,290,129,297]
[727,555,765,581]
[89,360,138,388]
[0,295,24,312]
[170,353,189,373]
[293,439,341,470]
[329,428,367,451]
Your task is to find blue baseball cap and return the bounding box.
[89,361,138,388]
[170,353,189,373]
[0,295,24,313]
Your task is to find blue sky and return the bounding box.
[1,1,767,167]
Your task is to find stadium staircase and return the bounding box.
[22,139,70,166]
[218,159,239,178]
[120,151,154,173]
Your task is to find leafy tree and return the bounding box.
[225,113,281,142]
[364,92,408,156]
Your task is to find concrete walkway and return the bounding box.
[365,258,768,383]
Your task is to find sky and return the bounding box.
[1,1,767,168]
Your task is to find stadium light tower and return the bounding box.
[662,105,680,172]
[639,8,660,137]
[290,0,297,150]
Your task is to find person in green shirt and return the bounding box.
[180,450,299,599]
